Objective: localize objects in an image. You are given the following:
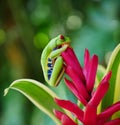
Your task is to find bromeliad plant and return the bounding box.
[4,35,120,125]
[53,47,120,125]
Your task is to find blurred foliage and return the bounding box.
[0,0,120,125]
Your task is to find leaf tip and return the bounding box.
[4,88,9,96]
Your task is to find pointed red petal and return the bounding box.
[62,114,78,125]
[104,118,120,125]
[53,110,77,125]
[83,49,98,93]
[90,81,109,107]
[97,101,120,122]
[64,78,87,105]
[54,98,84,122]
[102,71,112,82]
[86,55,98,93]
[83,49,90,78]
[53,109,64,120]
[61,47,85,82]
[89,72,111,107]
[83,102,97,125]
[65,65,90,100]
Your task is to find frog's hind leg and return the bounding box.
[50,56,64,86]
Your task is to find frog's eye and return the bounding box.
[60,35,65,40]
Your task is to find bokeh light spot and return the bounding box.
[0,29,6,45]
[34,33,49,49]
[66,15,82,30]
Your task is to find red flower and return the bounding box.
[62,48,98,105]
[54,47,120,125]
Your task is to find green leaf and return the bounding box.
[4,79,66,125]
[96,65,106,114]
[101,44,120,115]
[95,65,106,88]
[112,63,120,119]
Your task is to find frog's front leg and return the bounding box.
[50,44,69,59]
[49,56,64,86]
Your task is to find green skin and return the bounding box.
[41,35,70,86]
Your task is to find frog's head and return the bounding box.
[56,35,70,46]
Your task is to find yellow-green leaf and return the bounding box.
[95,65,106,88]
[96,65,106,114]
[101,44,120,116]
[4,79,65,125]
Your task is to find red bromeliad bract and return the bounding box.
[54,47,120,125]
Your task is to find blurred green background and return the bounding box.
[0,0,120,125]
